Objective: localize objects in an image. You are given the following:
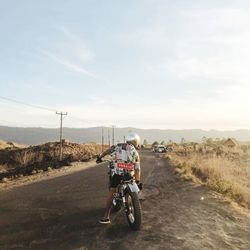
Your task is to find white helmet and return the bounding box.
[126,132,140,148]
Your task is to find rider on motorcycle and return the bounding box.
[96,132,141,224]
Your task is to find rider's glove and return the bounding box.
[96,156,103,164]
[136,180,143,190]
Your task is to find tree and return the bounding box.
[202,136,207,144]
[167,140,173,145]
[214,137,221,146]
[152,141,159,147]
[205,138,213,146]
[160,140,166,145]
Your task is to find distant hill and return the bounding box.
[1,126,250,145]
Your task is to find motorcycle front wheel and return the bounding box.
[125,190,142,230]
[112,197,122,212]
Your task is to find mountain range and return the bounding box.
[1,126,250,145]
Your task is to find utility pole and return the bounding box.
[112,125,115,146]
[101,127,104,151]
[108,127,110,147]
[56,111,68,161]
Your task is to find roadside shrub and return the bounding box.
[169,143,250,209]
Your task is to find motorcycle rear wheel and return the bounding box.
[125,190,142,230]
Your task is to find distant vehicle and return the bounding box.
[153,145,167,153]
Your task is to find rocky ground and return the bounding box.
[0,141,106,181]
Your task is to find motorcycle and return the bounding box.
[103,159,142,230]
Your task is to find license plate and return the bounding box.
[117,162,134,170]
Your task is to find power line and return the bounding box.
[68,115,114,124]
[0,95,57,112]
[0,95,117,127]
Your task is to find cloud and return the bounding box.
[1,91,250,129]
[40,50,100,79]
[117,5,250,79]
[38,26,101,79]
[55,93,250,130]
[55,25,95,64]
[88,95,107,105]
[0,101,58,127]
[134,5,250,105]
[116,26,170,48]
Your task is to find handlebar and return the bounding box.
[96,157,112,164]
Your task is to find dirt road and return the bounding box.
[0,151,250,249]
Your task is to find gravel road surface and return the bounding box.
[0,151,249,250]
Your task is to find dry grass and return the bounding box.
[0,140,14,150]
[0,140,26,150]
[0,141,108,180]
[0,164,8,174]
[168,145,250,209]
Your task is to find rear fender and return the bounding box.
[127,182,140,193]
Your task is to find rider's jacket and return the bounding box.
[100,143,140,176]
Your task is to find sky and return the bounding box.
[1,0,250,129]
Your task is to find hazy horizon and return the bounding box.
[2,125,250,132]
[2,125,250,145]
